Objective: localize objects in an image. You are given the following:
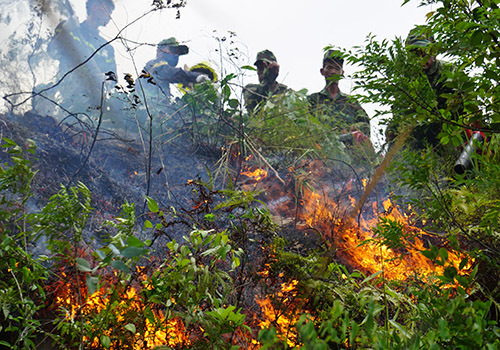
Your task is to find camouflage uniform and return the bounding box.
[308,88,371,137]
[243,50,288,112]
[386,28,459,150]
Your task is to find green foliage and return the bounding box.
[0,137,36,201]
[346,0,500,322]
[143,228,248,348]
[246,89,349,162]
[0,138,46,349]
[30,182,92,256]
[0,137,37,240]
[176,74,241,155]
[0,234,47,349]
[259,240,500,349]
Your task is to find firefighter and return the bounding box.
[243,49,288,113]
[385,27,461,153]
[308,49,371,141]
[142,38,209,98]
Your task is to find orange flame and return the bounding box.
[256,279,301,347]
[299,187,472,281]
[50,267,190,349]
[241,168,268,182]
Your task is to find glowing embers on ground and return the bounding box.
[48,266,189,349]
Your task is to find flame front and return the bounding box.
[299,186,472,281]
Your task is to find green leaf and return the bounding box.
[389,319,410,339]
[109,243,121,256]
[145,196,159,213]
[75,258,92,272]
[127,236,144,248]
[100,335,111,349]
[144,220,153,229]
[456,275,469,289]
[94,249,107,260]
[241,65,256,71]
[86,275,99,295]
[232,256,240,269]
[121,246,148,258]
[111,260,130,273]
[459,257,469,270]
[421,245,438,261]
[443,266,457,280]
[438,318,450,341]
[228,99,239,109]
[438,248,449,262]
[470,29,483,46]
[124,323,136,333]
[361,270,383,284]
[1,137,16,147]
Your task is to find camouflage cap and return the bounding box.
[323,49,344,66]
[254,49,277,65]
[158,37,179,47]
[405,27,434,48]
[157,37,189,55]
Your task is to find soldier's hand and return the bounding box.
[263,61,280,83]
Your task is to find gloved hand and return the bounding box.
[195,74,210,83]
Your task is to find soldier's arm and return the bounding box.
[352,107,371,137]
[243,84,262,112]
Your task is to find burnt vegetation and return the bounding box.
[0,0,500,349]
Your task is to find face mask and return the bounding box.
[163,53,179,67]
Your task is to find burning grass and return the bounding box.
[30,158,482,349]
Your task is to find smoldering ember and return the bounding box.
[1,0,499,349]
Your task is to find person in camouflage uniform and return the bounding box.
[142,37,209,98]
[308,49,371,143]
[385,27,460,151]
[243,49,288,113]
[33,0,117,119]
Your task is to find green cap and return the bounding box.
[405,27,433,48]
[323,49,344,66]
[157,37,189,55]
[254,49,277,65]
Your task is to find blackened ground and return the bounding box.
[0,111,216,246]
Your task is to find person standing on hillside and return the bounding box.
[385,27,462,153]
[308,49,371,145]
[142,37,209,99]
[243,49,288,113]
